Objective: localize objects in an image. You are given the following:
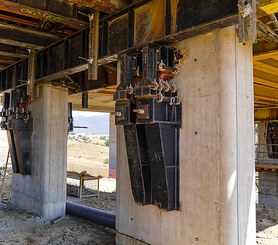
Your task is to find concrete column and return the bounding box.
[12,85,68,220]
[109,113,117,178]
[116,26,255,245]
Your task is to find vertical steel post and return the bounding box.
[27,49,36,97]
[88,11,99,81]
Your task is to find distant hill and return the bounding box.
[72,113,109,135]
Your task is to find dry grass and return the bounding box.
[67,134,110,177]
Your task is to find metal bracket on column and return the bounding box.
[114,54,152,205]
[27,49,36,97]
[114,45,182,211]
[0,90,32,175]
[238,0,257,43]
[88,11,99,81]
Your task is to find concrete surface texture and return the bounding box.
[12,85,68,220]
[116,26,256,245]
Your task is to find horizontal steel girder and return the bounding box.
[0,0,239,93]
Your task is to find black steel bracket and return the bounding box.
[114,45,181,211]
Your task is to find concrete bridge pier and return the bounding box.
[116,26,256,245]
[12,85,68,220]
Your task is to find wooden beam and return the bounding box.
[68,0,129,13]
[0,22,60,47]
[0,0,87,29]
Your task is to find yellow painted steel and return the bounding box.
[134,0,165,46]
[259,0,278,15]
[254,47,278,111]
[255,108,278,121]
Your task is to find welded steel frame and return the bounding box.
[0,0,239,93]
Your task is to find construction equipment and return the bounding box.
[0,150,13,202]
[0,89,32,175]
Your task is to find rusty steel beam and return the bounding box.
[69,0,129,13]
[98,0,239,60]
[0,51,27,59]
[37,64,89,83]
[0,22,60,48]
[0,38,44,50]
[0,0,87,29]
[0,0,240,93]
[0,13,40,28]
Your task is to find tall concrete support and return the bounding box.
[116,26,255,245]
[12,85,68,220]
[109,113,117,178]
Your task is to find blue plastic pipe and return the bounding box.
[66,201,116,229]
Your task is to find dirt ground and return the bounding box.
[67,134,110,178]
[1,130,278,244]
[256,205,278,245]
[0,203,115,245]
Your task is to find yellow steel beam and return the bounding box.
[254,69,278,83]
[254,77,278,88]
[255,94,278,102]
[254,62,278,77]
[253,50,278,61]
[68,0,129,13]
[254,84,278,103]
[254,107,278,120]
[258,0,278,15]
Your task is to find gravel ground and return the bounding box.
[256,204,278,245]
[0,203,115,245]
[0,197,278,244]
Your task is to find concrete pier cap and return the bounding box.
[116,26,256,245]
